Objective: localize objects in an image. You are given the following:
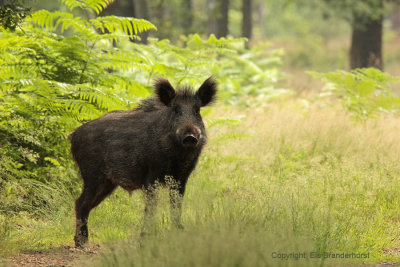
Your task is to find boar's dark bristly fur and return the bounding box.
[70,77,217,247]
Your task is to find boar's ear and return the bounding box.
[196,77,217,107]
[155,78,176,106]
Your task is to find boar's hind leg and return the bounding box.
[169,180,187,229]
[74,178,116,247]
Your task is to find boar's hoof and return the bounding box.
[74,234,88,248]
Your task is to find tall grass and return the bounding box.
[2,102,400,266]
[89,103,400,266]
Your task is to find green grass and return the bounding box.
[2,101,400,266]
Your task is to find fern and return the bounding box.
[91,16,156,35]
[311,68,400,120]
[0,0,156,215]
[29,10,156,40]
[127,34,286,106]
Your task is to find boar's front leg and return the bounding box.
[142,185,157,231]
[141,171,161,235]
[169,179,187,229]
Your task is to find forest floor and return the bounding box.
[2,102,400,267]
[1,245,100,267]
[3,246,400,267]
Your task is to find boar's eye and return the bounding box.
[174,105,182,115]
[194,106,200,114]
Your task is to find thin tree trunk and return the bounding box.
[216,0,229,38]
[208,0,229,38]
[134,0,150,44]
[182,0,193,34]
[153,0,167,39]
[242,0,252,43]
[350,3,383,70]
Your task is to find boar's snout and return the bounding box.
[183,133,198,146]
[177,125,202,148]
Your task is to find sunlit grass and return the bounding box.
[2,101,400,266]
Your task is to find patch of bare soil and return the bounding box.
[2,245,100,267]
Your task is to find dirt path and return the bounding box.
[1,245,100,267]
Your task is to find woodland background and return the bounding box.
[1,0,400,266]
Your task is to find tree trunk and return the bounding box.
[182,0,193,34]
[133,0,150,44]
[350,9,383,70]
[242,0,252,40]
[216,0,229,37]
[208,0,229,38]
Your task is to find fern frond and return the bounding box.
[28,10,94,37]
[90,16,156,35]
[76,86,126,110]
[96,48,152,71]
[61,0,115,14]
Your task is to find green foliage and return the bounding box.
[0,0,285,217]
[0,0,155,215]
[2,1,400,265]
[311,68,400,120]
